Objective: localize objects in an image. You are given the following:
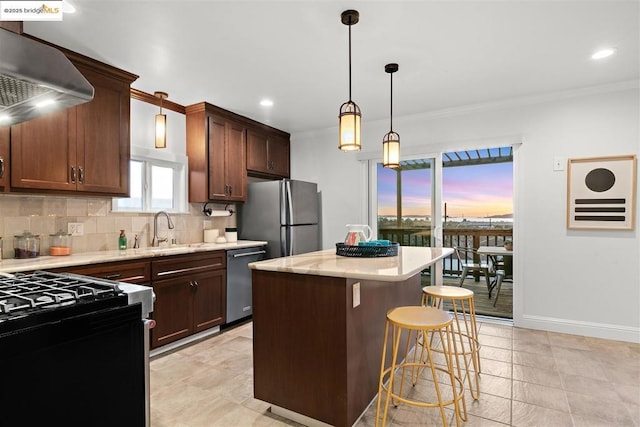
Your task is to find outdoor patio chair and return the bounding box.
[454,246,491,289]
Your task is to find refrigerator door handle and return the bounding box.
[285,180,294,225]
[280,227,287,256]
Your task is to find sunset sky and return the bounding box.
[377,160,513,218]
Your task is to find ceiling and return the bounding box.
[24,1,639,135]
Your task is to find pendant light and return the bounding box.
[154,91,168,149]
[338,10,362,151]
[382,63,399,168]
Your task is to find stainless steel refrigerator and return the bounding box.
[239,179,320,259]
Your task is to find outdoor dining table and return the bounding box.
[477,246,513,298]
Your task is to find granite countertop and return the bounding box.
[0,240,268,273]
[249,246,454,282]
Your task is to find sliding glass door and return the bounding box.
[370,154,442,285]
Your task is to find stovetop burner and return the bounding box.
[0,271,122,322]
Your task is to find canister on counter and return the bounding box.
[49,230,72,256]
[14,231,40,259]
[225,227,237,242]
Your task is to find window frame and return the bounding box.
[112,147,189,214]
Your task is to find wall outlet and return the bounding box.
[553,157,566,171]
[68,222,84,236]
[352,282,361,308]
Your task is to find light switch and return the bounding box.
[553,157,566,171]
[352,282,361,308]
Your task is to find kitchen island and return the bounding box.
[249,246,453,427]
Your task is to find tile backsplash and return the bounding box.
[0,195,236,259]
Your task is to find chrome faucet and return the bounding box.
[152,211,175,247]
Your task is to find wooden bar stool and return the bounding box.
[422,286,481,400]
[375,306,466,427]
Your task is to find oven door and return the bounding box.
[0,302,145,427]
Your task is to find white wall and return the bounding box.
[130,99,186,155]
[290,85,640,343]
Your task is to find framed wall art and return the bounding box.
[567,154,637,230]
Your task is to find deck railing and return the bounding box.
[378,226,513,276]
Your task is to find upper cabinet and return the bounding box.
[246,127,290,178]
[186,102,247,203]
[9,45,138,196]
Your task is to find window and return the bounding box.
[113,149,188,213]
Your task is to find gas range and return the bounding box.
[0,270,154,426]
[0,270,154,333]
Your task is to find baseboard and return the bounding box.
[519,314,640,344]
[150,326,221,359]
[270,405,332,427]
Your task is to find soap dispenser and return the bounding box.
[119,230,127,250]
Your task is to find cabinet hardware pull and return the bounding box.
[193,280,199,287]
[78,166,85,184]
[228,185,232,196]
[233,250,267,258]
[189,281,195,288]
[103,273,122,280]
[0,156,4,179]
[70,166,76,183]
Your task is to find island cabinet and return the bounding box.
[246,127,290,178]
[250,247,454,427]
[150,251,226,349]
[0,127,8,192]
[9,50,137,196]
[186,102,247,203]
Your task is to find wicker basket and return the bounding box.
[335,242,399,258]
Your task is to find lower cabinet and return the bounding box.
[46,250,227,350]
[150,251,226,349]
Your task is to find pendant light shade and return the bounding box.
[382,63,399,168]
[339,100,361,151]
[154,91,168,149]
[338,10,362,152]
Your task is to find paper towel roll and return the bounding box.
[207,210,232,217]
[204,229,219,243]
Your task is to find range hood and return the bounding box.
[0,29,94,126]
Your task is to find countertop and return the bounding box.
[0,240,268,273]
[248,246,453,282]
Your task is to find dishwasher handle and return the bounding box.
[232,250,267,258]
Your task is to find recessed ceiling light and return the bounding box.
[591,48,616,60]
[260,99,274,107]
[0,115,10,123]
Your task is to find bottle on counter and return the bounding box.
[119,230,127,250]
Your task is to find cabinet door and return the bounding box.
[151,275,193,349]
[191,269,226,333]
[207,115,228,200]
[225,120,247,202]
[10,109,77,191]
[268,134,290,178]
[0,127,8,191]
[75,65,130,195]
[246,129,269,174]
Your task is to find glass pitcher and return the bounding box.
[344,224,373,245]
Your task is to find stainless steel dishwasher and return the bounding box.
[226,246,267,323]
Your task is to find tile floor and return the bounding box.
[150,320,640,427]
